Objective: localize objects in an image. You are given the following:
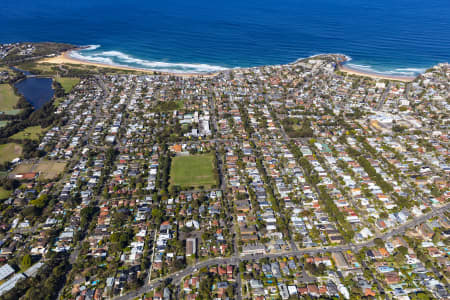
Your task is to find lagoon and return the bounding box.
[14,77,54,109]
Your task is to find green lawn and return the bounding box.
[9,125,47,140]
[170,153,217,189]
[0,143,22,164]
[0,121,8,128]
[152,100,184,112]
[0,187,11,200]
[12,160,67,180]
[3,109,22,115]
[0,84,20,112]
[53,97,64,107]
[55,77,80,93]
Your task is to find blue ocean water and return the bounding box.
[1,0,449,74]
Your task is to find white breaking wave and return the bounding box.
[394,67,426,73]
[83,44,101,51]
[70,51,116,65]
[72,46,426,76]
[346,63,424,76]
[71,45,228,73]
[343,54,352,62]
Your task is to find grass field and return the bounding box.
[0,143,23,164]
[0,84,20,112]
[3,109,22,115]
[0,121,8,128]
[55,77,80,93]
[53,97,64,107]
[22,61,151,76]
[9,125,47,140]
[16,62,58,75]
[12,160,67,180]
[170,153,217,189]
[0,187,11,200]
[152,100,184,112]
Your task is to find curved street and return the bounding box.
[114,202,449,300]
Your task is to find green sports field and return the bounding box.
[55,77,80,93]
[0,143,23,164]
[170,153,217,189]
[0,84,20,113]
[9,125,47,140]
[12,160,67,180]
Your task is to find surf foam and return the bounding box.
[346,63,424,77]
[72,46,426,76]
[72,45,228,73]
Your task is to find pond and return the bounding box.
[14,76,54,109]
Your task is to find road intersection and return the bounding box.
[114,202,449,300]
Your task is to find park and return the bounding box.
[169,153,218,190]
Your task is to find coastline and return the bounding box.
[337,64,416,82]
[40,48,420,81]
[39,50,219,78]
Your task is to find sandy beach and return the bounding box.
[40,49,419,82]
[39,50,218,78]
[338,64,416,82]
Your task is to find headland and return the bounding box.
[39,48,419,81]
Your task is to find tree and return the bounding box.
[152,208,163,224]
[379,211,389,219]
[397,246,408,256]
[21,206,40,218]
[30,194,48,208]
[412,291,435,300]
[0,178,19,191]
[21,254,32,270]
[374,238,385,248]
[239,262,245,274]
[432,231,441,244]
[199,273,214,300]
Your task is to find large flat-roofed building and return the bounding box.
[186,238,196,256]
[331,252,349,270]
[0,264,14,281]
[241,244,266,256]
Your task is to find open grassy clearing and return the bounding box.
[12,160,67,180]
[0,187,11,200]
[55,77,80,93]
[9,125,47,140]
[21,61,152,76]
[3,109,23,115]
[16,62,58,75]
[0,84,20,112]
[53,97,64,107]
[152,100,184,112]
[0,143,23,164]
[0,121,9,128]
[170,153,217,189]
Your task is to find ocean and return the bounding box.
[1,0,449,74]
